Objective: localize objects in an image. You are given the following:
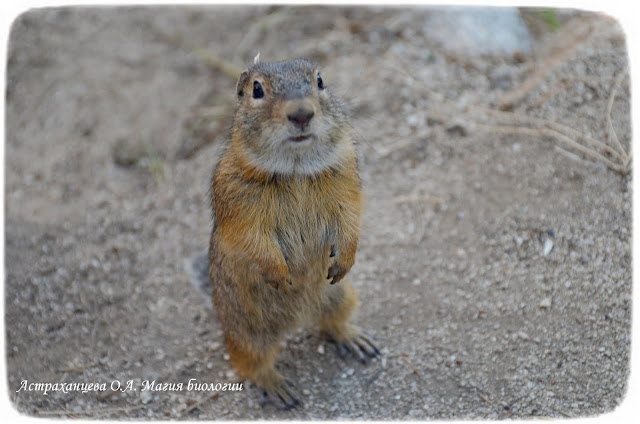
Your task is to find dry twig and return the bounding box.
[477,392,493,404]
[148,24,242,79]
[192,48,242,79]
[532,76,616,108]
[400,357,425,379]
[178,392,220,417]
[384,50,631,175]
[498,17,597,109]
[233,8,292,63]
[472,123,625,173]
[606,69,629,164]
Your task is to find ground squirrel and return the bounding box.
[208,58,380,409]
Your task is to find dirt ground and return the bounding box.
[4,6,631,420]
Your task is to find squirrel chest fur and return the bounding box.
[208,58,379,409]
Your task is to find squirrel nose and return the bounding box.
[287,108,314,131]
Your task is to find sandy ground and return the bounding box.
[5,6,631,419]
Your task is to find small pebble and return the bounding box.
[317,344,325,355]
[517,331,530,340]
[140,391,153,404]
[543,238,554,256]
[540,298,552,309]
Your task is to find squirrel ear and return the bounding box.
[236,70,249,98]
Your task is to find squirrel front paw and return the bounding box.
[326,261,347,285]
[260,259,293,291]
[326,244,353,285]
[263,272,293,291]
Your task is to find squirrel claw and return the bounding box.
[326,261,345,285]
[259,389,269,407]
[331,331,381,363]
[274,383,300,410]
[258,378,301,410]
[336,341,349,359]
[263,274,293,291]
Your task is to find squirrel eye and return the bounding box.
[253,81,264,99]
[317,73,324,90]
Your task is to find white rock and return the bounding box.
[423,7,533,57]
[140,391,153,404]
[543,238,554,256]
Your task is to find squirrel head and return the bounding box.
[231,59,352,176]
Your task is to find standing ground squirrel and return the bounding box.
[208,58,380,408]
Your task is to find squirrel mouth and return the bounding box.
[289,134,312,143]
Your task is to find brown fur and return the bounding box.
[208,59,378,407]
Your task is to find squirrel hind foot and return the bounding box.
[329,328,381,364]
[258,377,301,410]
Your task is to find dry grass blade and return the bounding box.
[467,105,626,163]
[179,392,220,417]
[606,68,629,162]
[478,392,493,404]
[473,123,626,173]
[499,17,596,109]
[399,357,425,379]
[383,51,631,175]
[148,23,241,79]
[533,76,616,108]
[234,8,292,62]
[624,144,632,168]
[193,48,242,79]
